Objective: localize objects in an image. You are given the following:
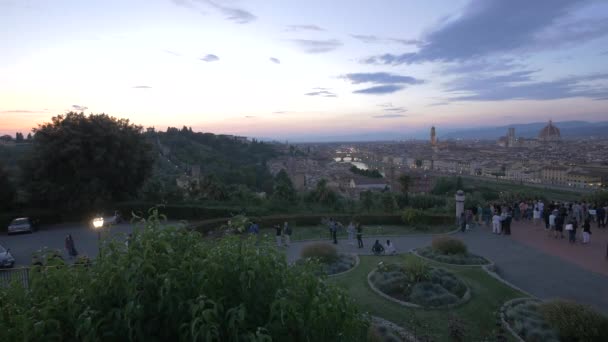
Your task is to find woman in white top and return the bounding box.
[533,208,541,226]
[385,240,397,255]
[492,212,502,234]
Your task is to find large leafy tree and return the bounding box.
[272,169,296,203]
[21,112,154,211]
[0,162,16,210]
[398,174,411,194]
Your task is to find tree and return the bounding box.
[381,192,397,213]
[308,179,339,207]
[398,174,411,194]
[360,190,374,212]
[272,169,296,203]
[456,176,463,190]
[15,132,24,143]
[26,133,32,141]
[0,163,16,210]
[21,112,154,211]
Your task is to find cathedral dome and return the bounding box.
[538,120,560,141]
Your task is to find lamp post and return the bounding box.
[92,217,104,259]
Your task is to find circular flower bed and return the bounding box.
[368,316,415,342]
[501,298,559,342]
[299,242,357,275]
[502,298,608,342]
[416,236,489,265]
[369,258,469,308]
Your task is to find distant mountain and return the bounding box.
[441,121,608,140]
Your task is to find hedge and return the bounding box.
[190,213,454,235]
[114,202,270,221]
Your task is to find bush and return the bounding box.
[409,282,458,307]
[503,299,559,342]
[539,300,608,342]
[0,209,368,341]
[401,208,424,224]
[300,242,339,263]
[418,246,488,265]
[409,194,446,210]
[403,257,430,283]
[431,236,467,255]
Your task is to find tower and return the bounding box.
[430,126,437,146]
[507,127,515,147]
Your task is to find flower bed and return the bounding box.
[417,246,489,265]
[369,259,469,308]
[501,298,559,342]
[299,242,358,275]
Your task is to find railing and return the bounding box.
[0,267,30,288]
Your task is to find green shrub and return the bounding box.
[418,246,488,265]
[300,242,339,263]
[409,194,446,210]
[0,209,368,341]
[539,300,608,342]
[431,236,467,255]
[403,257,430,283]
[409,282,458,307]
[401,208,424,224]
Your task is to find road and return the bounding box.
[0,221,182,267]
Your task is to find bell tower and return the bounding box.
[430,126,437,146]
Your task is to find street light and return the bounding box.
[92,217,104,258]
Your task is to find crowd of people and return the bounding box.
[471,199,606,245]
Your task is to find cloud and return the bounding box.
[377,103,407,112]
[445,70,608,101]
[72,105,88,112]
[269,57,281,64]
[200,54,219,62]
[428,101,450,107]
[273,111,287,114]
[163,50,181,56]
[351,34,420,45]
[305,89,337,97]
[244,116,256,118]
[201,0,256,24]
[341,72,423,85]
[353,85,404,94]
[373,114,407,118]
[0,110,40,114]
[132,85,152,89]
[285,24,324,32]
[363,0,604,65]
[291,39,342,53]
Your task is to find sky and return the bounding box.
[1,0,608,141]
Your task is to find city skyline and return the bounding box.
[2,0,608,140]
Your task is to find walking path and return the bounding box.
[285,223,608,315]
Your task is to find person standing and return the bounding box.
[347,221,355,246]
[503,208,512,235]
[549,210,557,237]
[460,212,467,233]
[533,207,541,227]
[582,218,591,244]
[492,211,502,234]
[330,220,338,244]
[356,223,364,248]
[555,212,565,239]
[566,219,577,244]
[274,224,282,247]
[283,221,291,247]
[597,205,606,229]
[65,234,78,258]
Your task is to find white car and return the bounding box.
[7,217,34,235]
[0,243,15,268]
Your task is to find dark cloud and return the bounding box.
[200,54,219,62]
[72,105,88,112]
[305,89,337,97]
[445,70,608,101]
[132,85,152,89]
[341,72,423,85]
[269,57,281,64]
[363,0,602,65]
[285,24,325,32]
[200,0,256,24]
[353,85,404,95]
[373,114,407,118]
[350,34,420,46]
[291,39,342,53]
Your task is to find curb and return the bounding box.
[410,248,492,267]
[328,253,360,278]
[290,227,462,243]
[499,298,541,342]
[370,315,419,342]
[366,266,471,310]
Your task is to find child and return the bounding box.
[492,212,502,234]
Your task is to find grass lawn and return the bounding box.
[260,224,455,241]
[329,254,524,342]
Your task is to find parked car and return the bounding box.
[0,243,15,268]
[7,217,34,235]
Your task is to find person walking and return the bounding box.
[492,211,502,234]
[347,221,355,246]
[274,224,282,247]
[65,234,78,259]
[459,212,467,233]
[330,220,338,244]
[555,212,565,239]
[356,223,364,249]
[503,208,512,235]
[597,205,606,229]
[549,210,557,237]
[283,221,292,247]
[582,218,592,244]
[533,207,541,227]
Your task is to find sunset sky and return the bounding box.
[1,0,608,140]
